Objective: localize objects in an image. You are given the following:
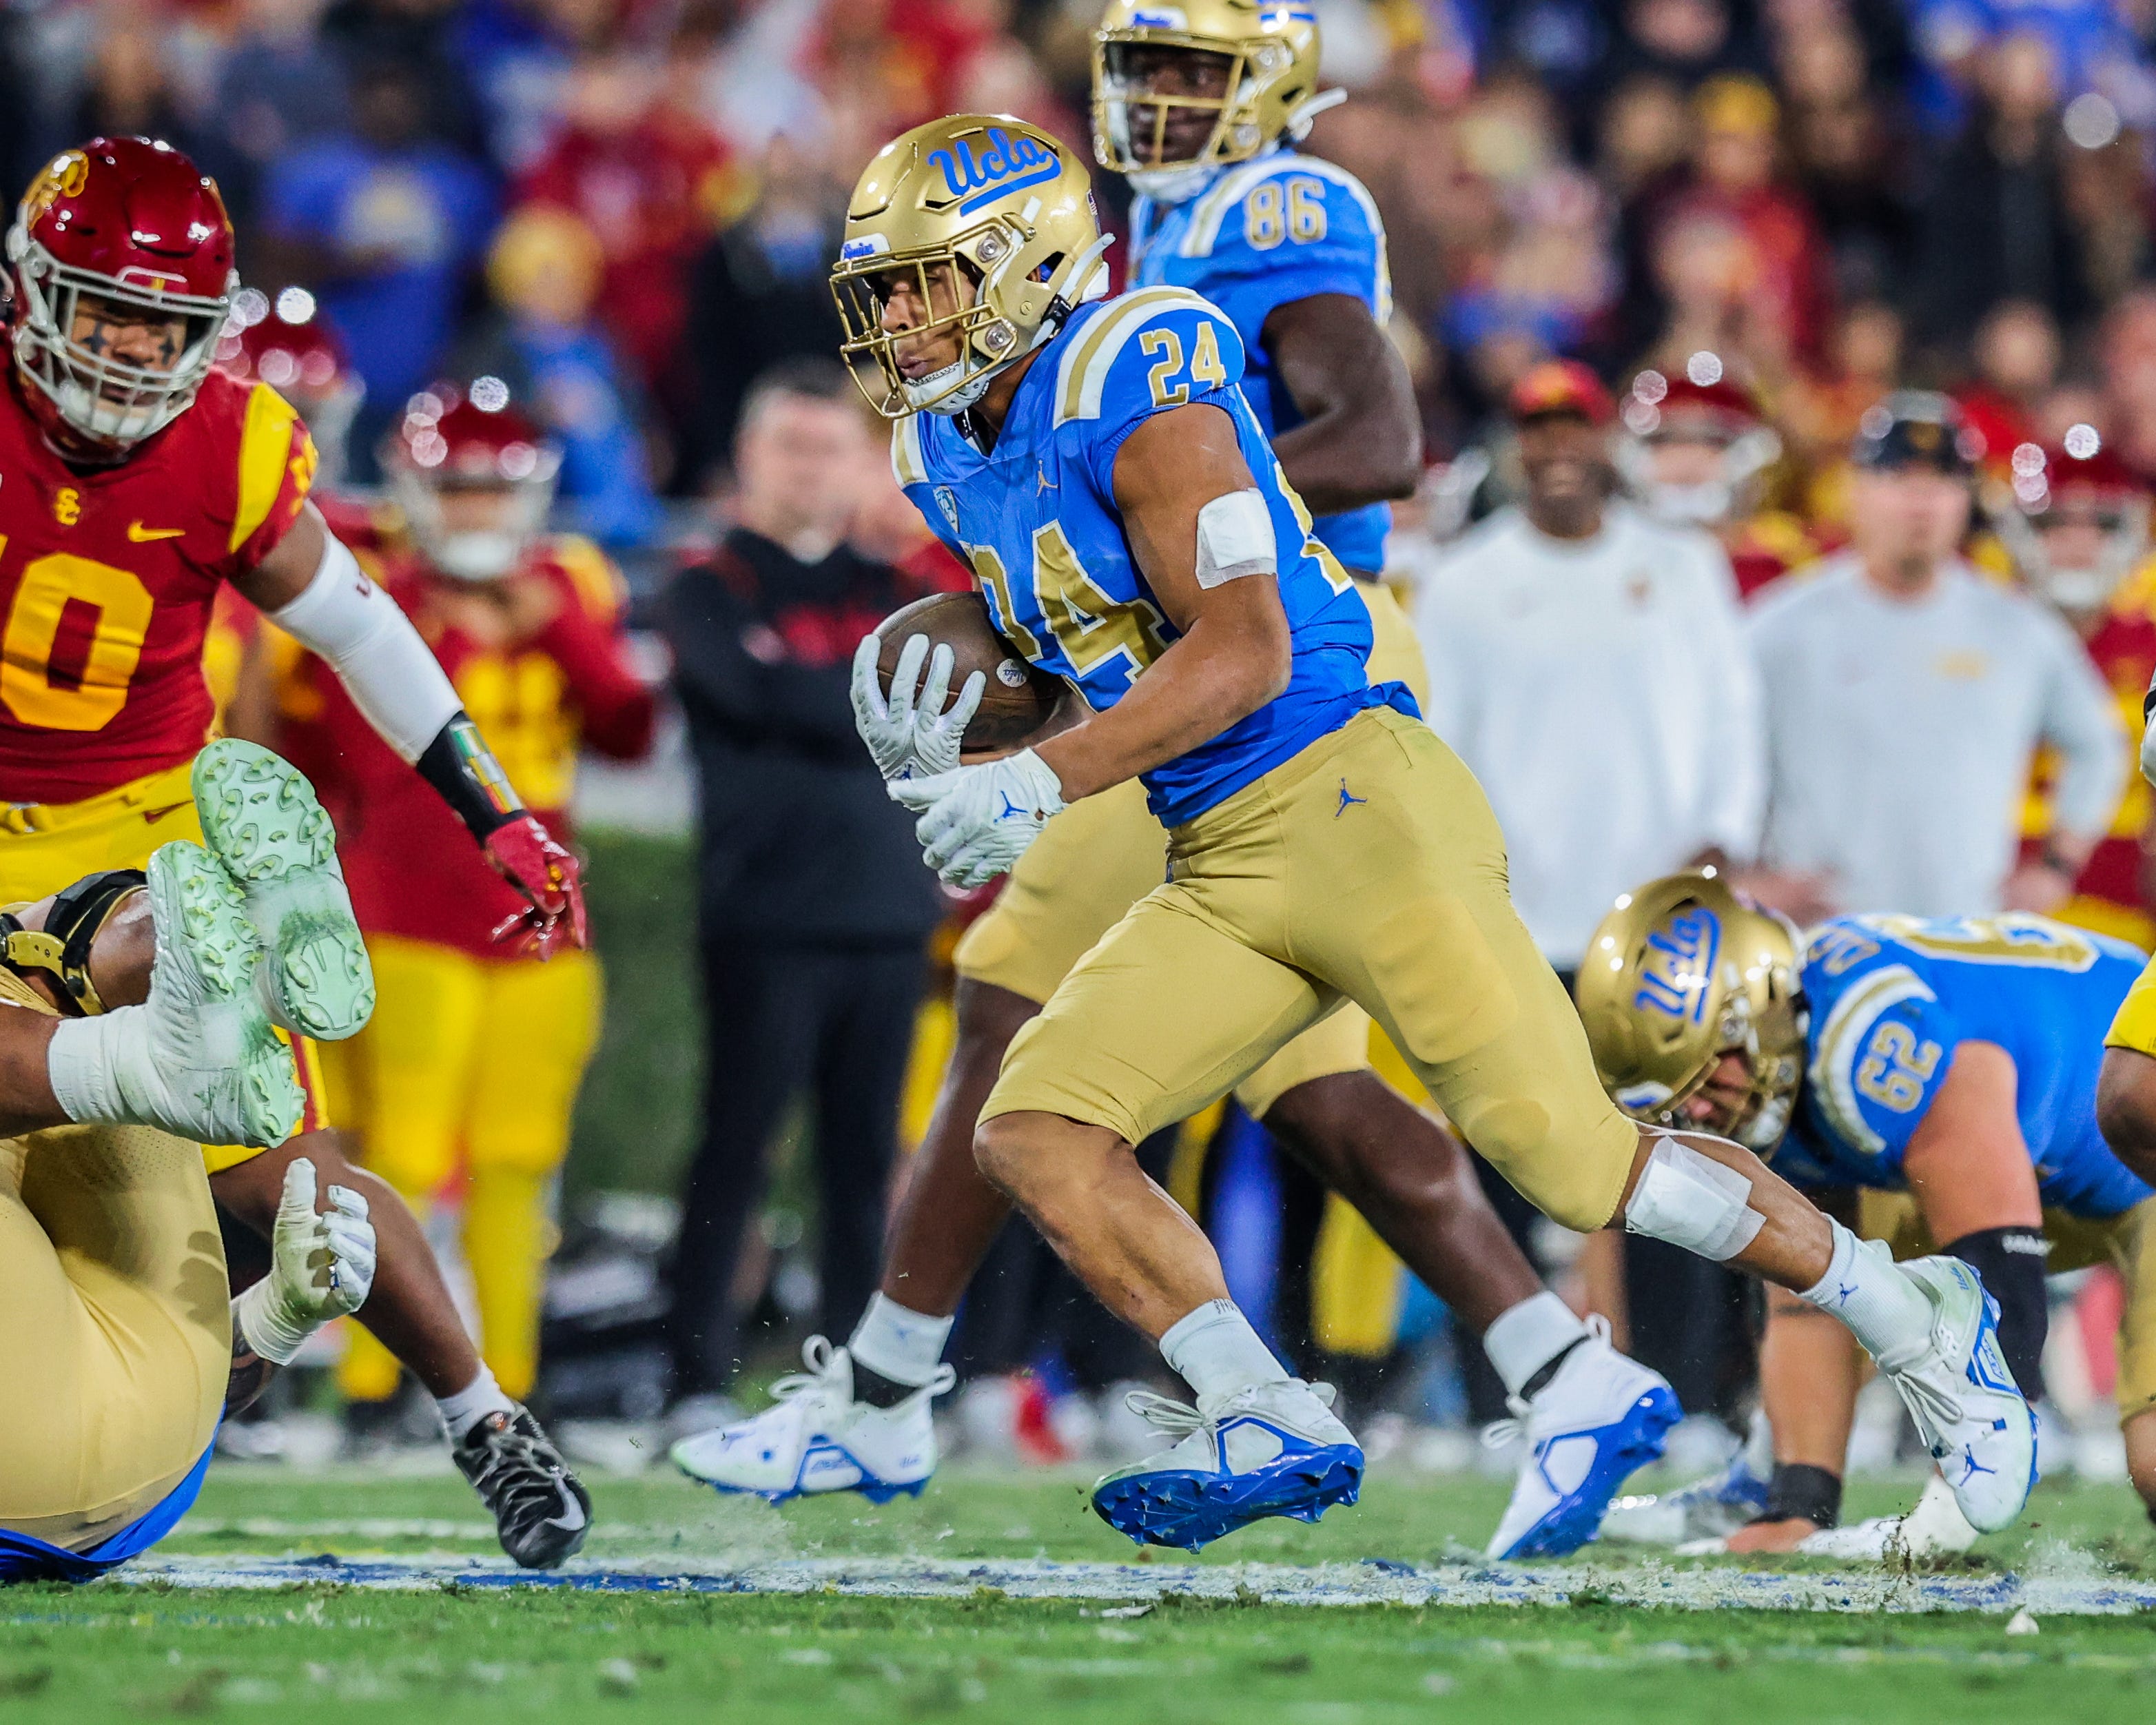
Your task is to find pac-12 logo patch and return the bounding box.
[934,486,961,534]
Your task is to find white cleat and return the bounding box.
[100,840,306,1147]
[192,738,374,1041]
[1090,1378,1363,1551]
[669,1338,952,1503]
[1486,1322,1680,1560]
[1794,1473,1981,1561]
[1880,1255,2037,1535]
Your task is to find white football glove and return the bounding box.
[889,749,1067,887]
[850,633,986,782]
[232,1156,376,1365]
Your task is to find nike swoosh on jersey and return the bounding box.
[144,802,192,824]
[543,1480,588,1532]
[127,522,186,542]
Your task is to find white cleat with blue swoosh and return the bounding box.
[1880,1255,2037,1535]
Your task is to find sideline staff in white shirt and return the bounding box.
[1749,392,2122,921]
[1415,360,1777,974]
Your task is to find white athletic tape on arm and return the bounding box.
[1623,1134,1764,1262]
[1193,489,1277,589]
[268,534,462,763]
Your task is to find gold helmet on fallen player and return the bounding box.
[831,114,1113,420]
[1091,0,1332,200]
[1574,870,1809,1155]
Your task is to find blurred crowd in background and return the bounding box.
[48,0,2156,1479]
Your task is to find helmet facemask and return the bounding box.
[6,226,229,453]
[1094,39,1256,201]
[832,217,1110,419]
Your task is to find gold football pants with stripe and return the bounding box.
[327,935,600,1402]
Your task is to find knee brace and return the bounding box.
[1944,1225,2050,1401]
[0,868,145,1015]
[1623,1134,1764,1261]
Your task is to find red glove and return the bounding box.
[484,815,589,957]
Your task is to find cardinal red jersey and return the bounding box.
[0,368,315,802]
[2022,572,2156,946]
[285,535,653,959]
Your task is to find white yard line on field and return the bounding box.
[110,1552,2156,1615]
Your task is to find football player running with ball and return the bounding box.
[681,112,2037,1552]
[679,1,1681,1560]
[0,138,589,1565]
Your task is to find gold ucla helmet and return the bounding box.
[1574,871,1809,1155]
[831,115,1113,419]
[1091,0,1332,197]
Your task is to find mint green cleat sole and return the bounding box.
[147,840,305,1147]
[191,738,376,1042]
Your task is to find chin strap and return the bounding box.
[1283,89,1348,141]
[0,868,146,1015]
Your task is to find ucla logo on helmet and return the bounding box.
[1633,908,1721,1023]
[1129,7,1187,23]
[927,129,1062,215]
[934,486,961,533]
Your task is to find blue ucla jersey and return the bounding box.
[1129,150,1393,575]
[1774,913,2155,1218]
[892,285,1413,827]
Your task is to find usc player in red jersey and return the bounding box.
[0,136,592,1565]
[254,385,653,1429]
[2002,432,2156,941]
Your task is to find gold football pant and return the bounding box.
[329,935,601,1402]
[0,970,227,1551]
[1862,1190,2156,1423]
[956,579,1430,1119]
[0,759,330,1169]
[985,708,1642,1236]
[2106,950,2156,1057]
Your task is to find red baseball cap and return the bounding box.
[1509,360,1615,426]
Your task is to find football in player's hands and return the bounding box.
[484,815,589,957]
[875,592,1064,753]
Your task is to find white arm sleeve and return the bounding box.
[267,533,462,763]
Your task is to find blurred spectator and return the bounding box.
[209,0,354,232]
[1774,11,1914,300]
[453,0,619,175]
[58,10,207,169]
[1598,74,1695,197]
[2102,289,2156,484]
[1604,0,1770,95]
[1954,297,2060,456]
[682,132,846,488]
[320,0,485,153]
[458,205,666,548]
[1909,32,2097,352]
[658,360,940,1409]
[517,45,740,476]
[260,56,497,478]
[1750,391,2123,917]
[0,8,30,200]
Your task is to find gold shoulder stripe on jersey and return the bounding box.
[127,522,185,542]
[231,382,305,554]
[1178,156,1296,258]
[550,533,626,622]
[891,416,929,487]
[1053,287,1216,426]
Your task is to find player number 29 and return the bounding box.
[1854,1019,1942,1114]
[1140,323,1229,409]
[1244,177,1327,251]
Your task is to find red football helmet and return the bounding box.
[380,378,562,582]
[215,285,362,482]
[1617,353,1782,527]
[1997,426,2151,614]
[6,138,237,457]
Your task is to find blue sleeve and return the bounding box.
[903,482,965,560]
[1188,163,1385,348]
[1808,962,1962,1169]
[1078,300,1249,501]
[264,147,346,241]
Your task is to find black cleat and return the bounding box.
[453,1406,593,1569]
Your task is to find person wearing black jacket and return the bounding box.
[658,359,941,1407]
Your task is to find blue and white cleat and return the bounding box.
[1090,1379,1362,1552]
[1597,1447,1771,1548]
[669,1338,953,1504]
[1883,1255,2037,1534]
[1485,1322,1681,1560]
[192,737,374,1042]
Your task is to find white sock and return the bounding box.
[1797,1220,1936,1371]
[436,1365,517,1442]
[1481,1290,1590,1398]
[850,1294,954,1389]
[47,1011,132,1125]
[1159,1298,1290,1400]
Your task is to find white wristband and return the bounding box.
[269,534,462,762]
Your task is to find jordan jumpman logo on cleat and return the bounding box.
[1335,779,1367,817]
